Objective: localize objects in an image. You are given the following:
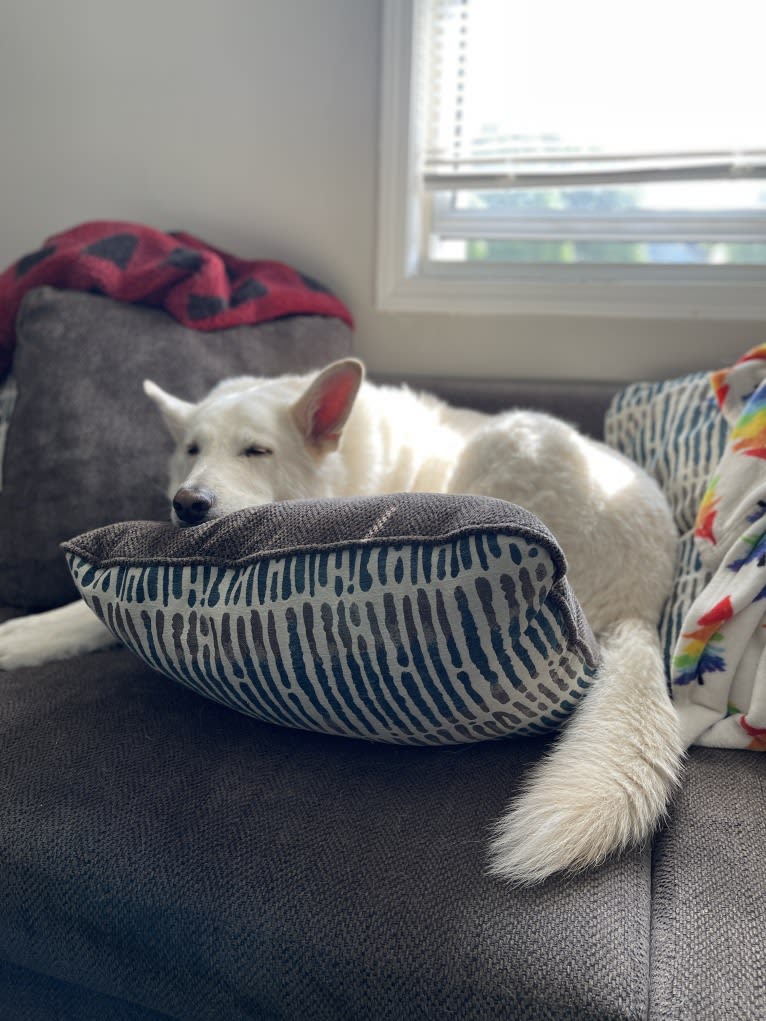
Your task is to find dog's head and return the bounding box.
[143,358,365,526]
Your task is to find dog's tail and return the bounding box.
[487,617,684,885]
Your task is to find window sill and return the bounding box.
[376,260,766,320]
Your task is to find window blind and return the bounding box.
[423,0,766,192]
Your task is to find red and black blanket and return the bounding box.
[0,221,354,378]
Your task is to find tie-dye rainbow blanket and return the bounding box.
[672,343,766,750]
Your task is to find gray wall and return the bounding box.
[1,0,762,383]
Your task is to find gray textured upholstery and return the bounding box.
[0,959,172,1021]
[649,748,766,1020]
[0,608,649,1020]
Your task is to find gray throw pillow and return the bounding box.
[0,287,352,609]
[64,494,601,745]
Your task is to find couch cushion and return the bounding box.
[63,494,600,746]
[0,958,172,1021]
[0,373,15,492]
[0,287,351,611]
[0,608,651,1020]
[376,374,620,439]
[649,747,766,1020]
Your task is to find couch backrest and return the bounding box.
[373,374,621,439]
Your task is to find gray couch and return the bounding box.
[1,298,764,1018]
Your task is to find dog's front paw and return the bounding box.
[0,615,59,670]
[0,602,118,669]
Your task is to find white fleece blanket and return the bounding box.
[671,343,766,750]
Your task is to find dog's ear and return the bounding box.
[143,380,194,443]
[291,359,364,453]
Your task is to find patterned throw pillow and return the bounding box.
[604,372,729,674]
[63,494,600,746]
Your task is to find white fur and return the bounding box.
[0,599,119,668]
[0,359,684,883]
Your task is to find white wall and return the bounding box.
[1,0,763,383]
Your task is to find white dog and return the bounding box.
[0,358,683,884]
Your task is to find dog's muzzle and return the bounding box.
[172,486,215,526]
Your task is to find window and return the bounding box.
[377,0,766,318]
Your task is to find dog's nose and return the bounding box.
[172,487,215,525]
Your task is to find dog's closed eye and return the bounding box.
[243,445,273,458]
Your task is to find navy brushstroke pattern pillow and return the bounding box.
[604,371,729,676]
[63,494,600,746]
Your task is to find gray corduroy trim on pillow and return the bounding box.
[64,493,564,566]
[64,494,600,746]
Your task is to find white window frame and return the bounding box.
[376,0,766,321]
